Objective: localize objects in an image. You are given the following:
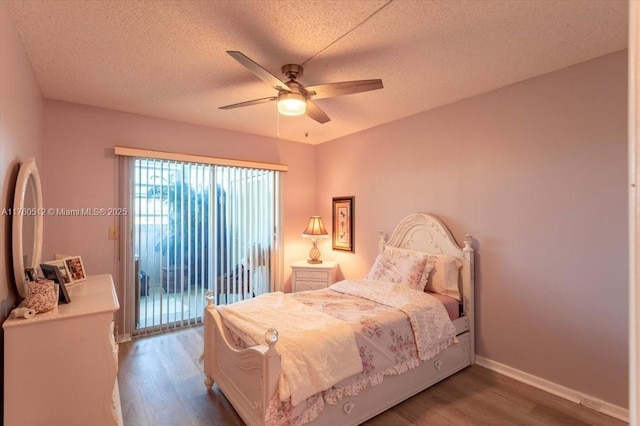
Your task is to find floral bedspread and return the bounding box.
[224,280,458,426]
[330,279,457,362]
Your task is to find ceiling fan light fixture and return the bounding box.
[277,92,306,116]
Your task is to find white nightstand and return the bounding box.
[291,260,338,292]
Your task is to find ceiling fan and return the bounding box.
[219,51,383,124]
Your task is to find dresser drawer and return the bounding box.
[290,261,337,293]
[295,280,329,292]
[295,270,330,281]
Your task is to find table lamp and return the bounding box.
[301,216,329,264]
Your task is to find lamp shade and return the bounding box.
[278,92,306,116]
[302,216,328,238]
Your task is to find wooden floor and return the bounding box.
[118,326,627,426]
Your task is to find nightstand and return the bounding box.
[291,260,337,292]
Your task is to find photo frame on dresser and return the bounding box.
[332,196,354,252]
[40,263,71,303]
[42,260,72,284]
[45,255,87,284]
[61,256,86,283]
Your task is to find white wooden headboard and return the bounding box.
[380,213,474,355]
[380,212,469,257]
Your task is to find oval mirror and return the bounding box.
[12,158,43,298]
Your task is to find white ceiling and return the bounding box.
[5,0,629,144]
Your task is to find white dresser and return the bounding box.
[3,274,123,426]
[291,260,338,292]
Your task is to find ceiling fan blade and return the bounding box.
[306,79,383,100]
[227,51,291,92]
[306,100,330,124]
[219,96,277,110]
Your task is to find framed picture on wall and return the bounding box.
[332,196,354,252]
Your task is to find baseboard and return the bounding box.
[474,356,629,423]
[116,333,131,344]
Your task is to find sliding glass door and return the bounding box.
[130,158,280,334]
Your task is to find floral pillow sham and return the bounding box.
[366,245,463,300]
[364,247,435,291]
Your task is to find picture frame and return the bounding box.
[62,256,87,283]
[40,263,71,303]
[42,260,72,284]
[332,196,354,252]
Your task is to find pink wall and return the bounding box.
[316,51,628,408]
[41,101,316,327]
[0,2,45,412]
[0,3,44,318]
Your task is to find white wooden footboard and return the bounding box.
[203,303,280,425]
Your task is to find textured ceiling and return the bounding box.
[5,0,629,144]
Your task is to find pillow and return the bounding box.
[376,246,463,301]
[365,248,434,291]
[425,254,463,301]
[382,245,436,291]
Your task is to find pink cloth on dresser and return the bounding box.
[427,291,460,320]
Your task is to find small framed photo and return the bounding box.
[62,256,86,283]
[42,260,72,284]
[25,268,36,282]
[40,263,71,303]
[332,196,354,252]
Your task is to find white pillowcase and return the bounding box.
[365,247,434,291]
[425,254,463,301]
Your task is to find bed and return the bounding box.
[203,212,474,425]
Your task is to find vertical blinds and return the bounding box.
[126,154,281,335]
